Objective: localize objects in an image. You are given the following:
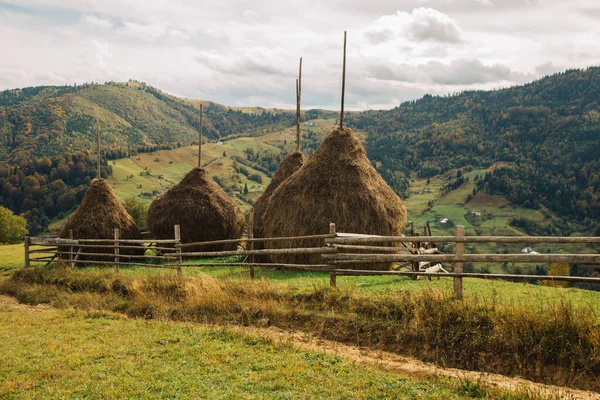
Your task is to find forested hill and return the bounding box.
[0,81,294,163]
[347,67,600,227]
[0,81,295,234]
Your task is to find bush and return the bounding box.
[123,197,148,227]
[0,206,28,243]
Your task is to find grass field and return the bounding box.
[0,244,24,275]
[2,296,501,399]
[3,266,599,392]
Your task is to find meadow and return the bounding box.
[3,295,514,399]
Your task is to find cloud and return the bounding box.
[367,58,526,85]
[406,8,465,43]
[1,0,599,110]
[365,7,464,45]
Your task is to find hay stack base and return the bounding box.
[148,168,244,252]
[59,179,144,263]
[261,128,407,270]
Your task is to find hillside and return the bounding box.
[0,82,298,234]
[0,81,295,162]
[347,67,600,234]
[2,69,600,239]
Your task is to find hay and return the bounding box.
[59,179,144,262]
[261,128,407,269]
[147,168,245,252]
[253,151,306,239]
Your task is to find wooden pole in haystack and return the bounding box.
[296,57,302,152]
[198,104,203,168]
[96,124,101,179]
[340,31,347,129]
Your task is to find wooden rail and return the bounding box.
[326,235,600,244]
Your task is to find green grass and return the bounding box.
[1,300,490,399]
[3,267,599,391]
[0,244,24,275]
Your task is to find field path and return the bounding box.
[229,324,600,400]
[1,294,598,399]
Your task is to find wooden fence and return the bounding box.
[24,221,600,299]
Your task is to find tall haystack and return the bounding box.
[147,168,245,252]
[253,151,305,239]
[261,127,407,269]
[59,178,144,262]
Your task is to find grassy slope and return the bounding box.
[107,118,339,212]
[404,166,593,272]
[0,297,504,399]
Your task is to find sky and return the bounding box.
[1,0,599,110]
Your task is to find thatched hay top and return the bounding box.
[147,168,244,251]
[262,127,407,268]
[264,151,306,198]
[253,151,305,234]
[60,179,141,240]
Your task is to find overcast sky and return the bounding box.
[1,0,599,110]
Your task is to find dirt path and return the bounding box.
[1,295,598,399]
[229,325,600,400]
[0,295,52,313]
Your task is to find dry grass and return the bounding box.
[262,128,407,269]
[3,266,599,392]
[147,168,245,251]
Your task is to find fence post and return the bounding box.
[174,225,182,279]
[114,228,120,273]
[329,222,337,288]
[248,208,255,279]
[24,236,30,268]
[453,225,465,300]
[69,229,74,268]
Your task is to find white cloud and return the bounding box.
[365,7,464,45]
[406,8,464,43]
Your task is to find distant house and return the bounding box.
[521,247,533,253]
[217,141,224,145]
[440,218,449,224]
[472,211,482,217]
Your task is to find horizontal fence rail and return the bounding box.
[177,233,336,249]
[326,235,600,244]
[323,253,600,264]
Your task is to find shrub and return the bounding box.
[545,262,570,288]
[0,206,28,243]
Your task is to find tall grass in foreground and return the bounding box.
[2,266,600,391]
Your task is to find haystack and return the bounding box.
[59,179,144,263]
[147,168,244,252]
[261,127,407,269]
[253,151,306,239]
